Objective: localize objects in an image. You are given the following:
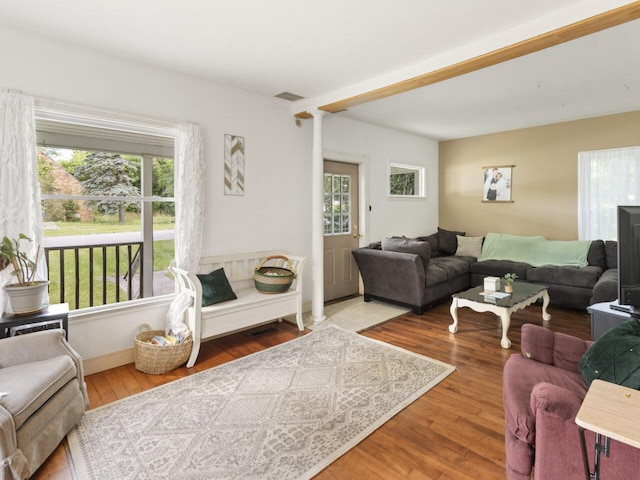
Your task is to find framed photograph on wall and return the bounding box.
[482,165,514,202]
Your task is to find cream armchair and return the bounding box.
[0,329,88,480]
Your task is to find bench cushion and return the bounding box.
[0,355,77,430]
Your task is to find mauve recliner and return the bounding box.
[503,323,640,480]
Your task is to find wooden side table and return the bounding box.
[575,379,640,480]
[0,303,69,340]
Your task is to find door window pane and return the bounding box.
[324,173,351,236]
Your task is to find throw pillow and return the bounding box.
[455,235,484,258]
[381,237,431,270]
[438,227,466,255]
[579,318,640,389]
[197,268,237,307]
[417,233,439,257]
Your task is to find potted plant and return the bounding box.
[1,234,49,314]
[503,273,518,293]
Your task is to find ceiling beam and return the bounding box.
[295,1,640,119]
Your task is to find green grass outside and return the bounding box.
[44,214,175,309]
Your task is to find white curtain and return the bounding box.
[578,146,640,240]
[174,122,205,272]
[0,91,45,312]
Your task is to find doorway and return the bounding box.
[323,160,360,302]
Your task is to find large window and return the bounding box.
[35,115,176,310]
[578,146,640,240]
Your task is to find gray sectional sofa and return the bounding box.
[351,228,618,314]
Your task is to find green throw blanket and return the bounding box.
[478,233,591,267]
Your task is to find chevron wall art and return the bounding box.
[224,134,245,196]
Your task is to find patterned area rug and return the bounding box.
[68,325,455,480]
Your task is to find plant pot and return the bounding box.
[3,281,50,314]
[505,284,513,293]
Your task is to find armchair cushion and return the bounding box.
[0,356,77,430]
[579,318,640,389]
[520,323,591,372]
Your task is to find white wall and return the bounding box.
[0,26,437,371]
[323,116,439,241]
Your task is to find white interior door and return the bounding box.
[323,160,360,302]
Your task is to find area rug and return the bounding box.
[68,325,454,480]
[306,296,410,332]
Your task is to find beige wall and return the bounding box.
[438,110,640,240]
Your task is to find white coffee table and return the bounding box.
[449,282,551,348]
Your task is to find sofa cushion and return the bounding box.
[605,240,618,269]
[469,259,531,280]
[0,355,77,430]
[525,265,603,289]
[416,233,440,258]
[587,240,607,270]
[580,318,640,389]
[425,264,448,287]
[381,237,431,270]
[455,235,483,258]
[438,227,465,255]
[503,354,587,445]
[430,256,470,281]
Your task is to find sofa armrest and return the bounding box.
[352,248,426,307]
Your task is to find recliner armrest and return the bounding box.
[530,382,583,421]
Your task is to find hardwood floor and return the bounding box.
[32,300,591,480]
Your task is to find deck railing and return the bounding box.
[45,241,144,310]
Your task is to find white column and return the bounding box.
[310,109,327,324]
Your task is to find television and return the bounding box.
[617,205,640,312]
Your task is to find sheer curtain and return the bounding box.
[578,146,640,240]
[174,122,205,272]
[0,91,45,312]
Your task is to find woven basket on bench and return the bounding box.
[134,325,193,374]
[254,255,296,294]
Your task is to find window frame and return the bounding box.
[34,104,178,312]
[387,162,426,199]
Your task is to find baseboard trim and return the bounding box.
[83,301,314,375]
[83,347,134,376]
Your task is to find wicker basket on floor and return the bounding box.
[134,325,193,374]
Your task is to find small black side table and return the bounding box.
[1,303,69,340]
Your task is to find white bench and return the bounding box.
[169,251,306,367]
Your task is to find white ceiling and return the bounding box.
[1,0,638,140]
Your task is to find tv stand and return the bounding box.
[588,301,632,341]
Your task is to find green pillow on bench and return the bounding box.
[197,268,237,306]
[580,318,640,389]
